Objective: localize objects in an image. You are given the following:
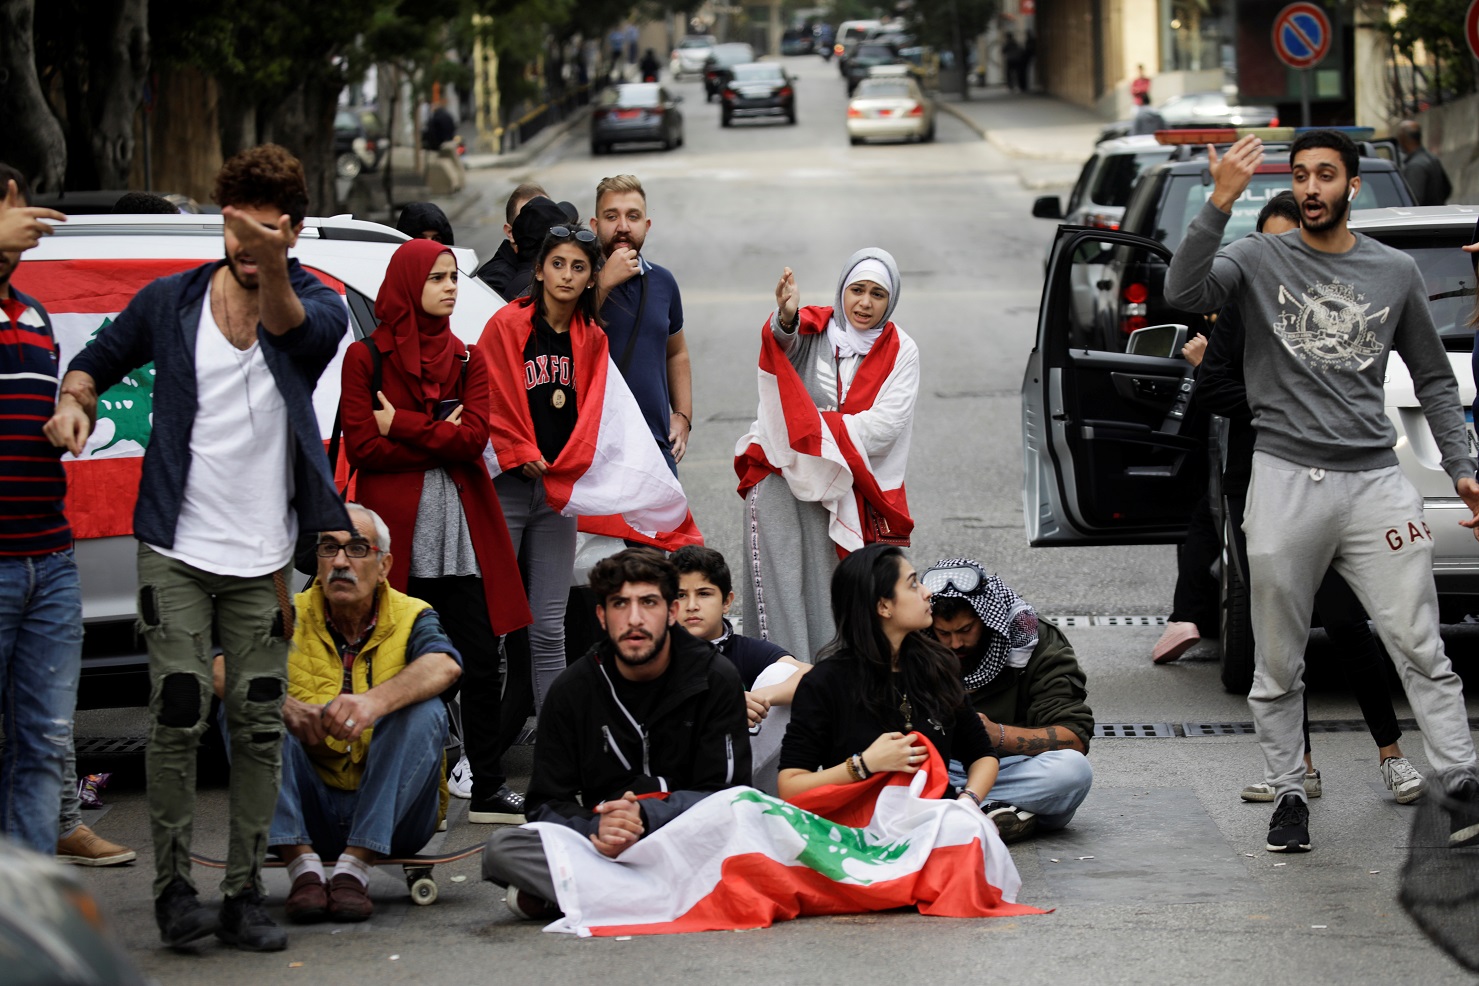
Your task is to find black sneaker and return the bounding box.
[1266,793,1311,853]
[982,802,1038,844]
[1448,777,1479,848]
[504,884,562,921]
[155,878,219,949]
[216,887,287,952]
[469,785,526,825]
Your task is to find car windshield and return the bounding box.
[1155,171,1408,250]
[334,111,358,131]
[1369,235,1478,343]
[679,37,713,48]
[713,46,753,66]
[843,26,872,41]
[856,80,911,99]
[606,85,661,108]
[732,64,782,82]
[856,45,897,59]
[1089,150,1174,208]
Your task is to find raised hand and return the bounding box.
[221,204,297,259]
[775,267,799,325]
[1206,135,1264,213]
[0,180,67,251]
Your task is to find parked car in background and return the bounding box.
[846,70,934,144]
[334,108,385,179]
[781,29,814,55]
[703,43,756,101]
[591,83,685,154]
[671,34,718,76]
[30,191,203,215]
[833,18,883,75]
[1031,134,1174,231]
[721,62,797,126]
[1098,91,1279,143]
[845,41,907,95]
[1019,205,1478,692]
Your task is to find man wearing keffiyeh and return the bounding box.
[923,558,1095,842]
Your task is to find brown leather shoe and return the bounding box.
[284,872,328,924]
[56,824,136,866]
[327,874,373,922]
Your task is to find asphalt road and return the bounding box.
[76,54,1479,985]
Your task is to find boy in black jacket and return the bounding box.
[483,548,751,920]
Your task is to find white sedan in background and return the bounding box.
[846,69,934,145]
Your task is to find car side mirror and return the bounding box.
[1032,196,1063,220]
[1125,323,1189,359]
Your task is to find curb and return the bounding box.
[933,98,1097,163]
[932,99,986,140]
[464,106,593,170]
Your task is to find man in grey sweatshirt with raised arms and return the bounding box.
[1164,129,1479,854]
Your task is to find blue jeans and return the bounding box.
[269,698,446,858]
[0,549,82,853]
[950,750,1094,831]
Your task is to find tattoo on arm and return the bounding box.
[1010,725,1069,755]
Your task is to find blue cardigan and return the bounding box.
[67,258,352,549]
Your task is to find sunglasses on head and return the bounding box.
[549,225,596,243]
[920,560,989,596]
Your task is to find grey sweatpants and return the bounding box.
[1244,453,1478,803]
[482,825,558,902]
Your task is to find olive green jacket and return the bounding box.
[965,621,1094,754]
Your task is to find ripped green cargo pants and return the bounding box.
[137,544,291,899]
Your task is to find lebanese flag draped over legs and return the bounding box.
[478,300,701,549]
[525,736,1044,937]
[734,306,916,553]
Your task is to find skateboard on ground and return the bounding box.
[189,844,484,905]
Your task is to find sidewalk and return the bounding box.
[933,85,1106,164]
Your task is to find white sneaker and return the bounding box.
[1240,771,1321,802]
[448,754,473,799]
[1380,756,1425,804]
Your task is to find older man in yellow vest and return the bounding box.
[270,503,461,925]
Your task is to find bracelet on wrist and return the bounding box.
[673,409,692,431]
[960,789,982,806]
[855,753,871,779]
[844,756,861,782]
[997,723,1006,749]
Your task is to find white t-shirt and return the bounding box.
[150,282,296,576]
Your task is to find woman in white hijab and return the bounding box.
[734,248,921,661]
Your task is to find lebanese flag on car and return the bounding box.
[525,736,1042,937]
[10,258,350,539]
[478,299,701,549]
[733,306,914,553]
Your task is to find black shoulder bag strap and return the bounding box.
[616,269,648,374]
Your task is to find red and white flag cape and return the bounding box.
[526,736,1043,937]
[478,300,701,549]
[11,258,349,540]
[734,306,916,552]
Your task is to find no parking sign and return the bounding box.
[1272,2,1331,70]
[1468,0,1479,61]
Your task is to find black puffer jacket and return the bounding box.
[525,625,752,837]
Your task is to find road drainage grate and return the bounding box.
[1094,615,1169,627]
[1041,615,1092,628]
[75,735,149,758]
[1184,722,1258,736]
[1040,614,1169,629]
[1095,722,1176,738]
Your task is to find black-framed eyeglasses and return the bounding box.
[315,539,383,559]
[920,559,989,596]
[549,225,596,243]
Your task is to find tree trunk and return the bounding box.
[262,77,341,217]
[0,0,67,191]
[88,0,150,189]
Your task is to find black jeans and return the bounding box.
[407,576,506,797]
[1226,493,1402,751]
[1170,492,1220,635]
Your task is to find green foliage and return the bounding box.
[1377,0,1477,105]
[906,0,998,55]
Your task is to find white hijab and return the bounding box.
[827,258,895,358]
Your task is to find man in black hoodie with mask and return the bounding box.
[476,188,566,299]
[482,548,751,920]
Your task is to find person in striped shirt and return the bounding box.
[0,163,84,857]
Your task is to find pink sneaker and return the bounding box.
[1152,621,1200,664]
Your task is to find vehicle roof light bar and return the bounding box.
[1155,126,1375,146]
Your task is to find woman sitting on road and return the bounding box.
[777,544,999,807]
[735,249,920,661]
[340,238,532,826]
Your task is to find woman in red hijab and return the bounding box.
[340,237,531,825]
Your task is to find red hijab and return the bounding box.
[374,238,466,404]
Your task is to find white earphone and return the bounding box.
[1347,187,1357,202]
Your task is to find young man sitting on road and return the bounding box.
[268,504,461,924]
[922,559,1095,843]
[482,547,752,920]
[672,545,811,792]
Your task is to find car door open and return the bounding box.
[1021,227,1211,546]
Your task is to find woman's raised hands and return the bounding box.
[776,267,799,326]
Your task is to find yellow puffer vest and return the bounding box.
[289,583,428,792]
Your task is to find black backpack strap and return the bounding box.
[617,271,648,374]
